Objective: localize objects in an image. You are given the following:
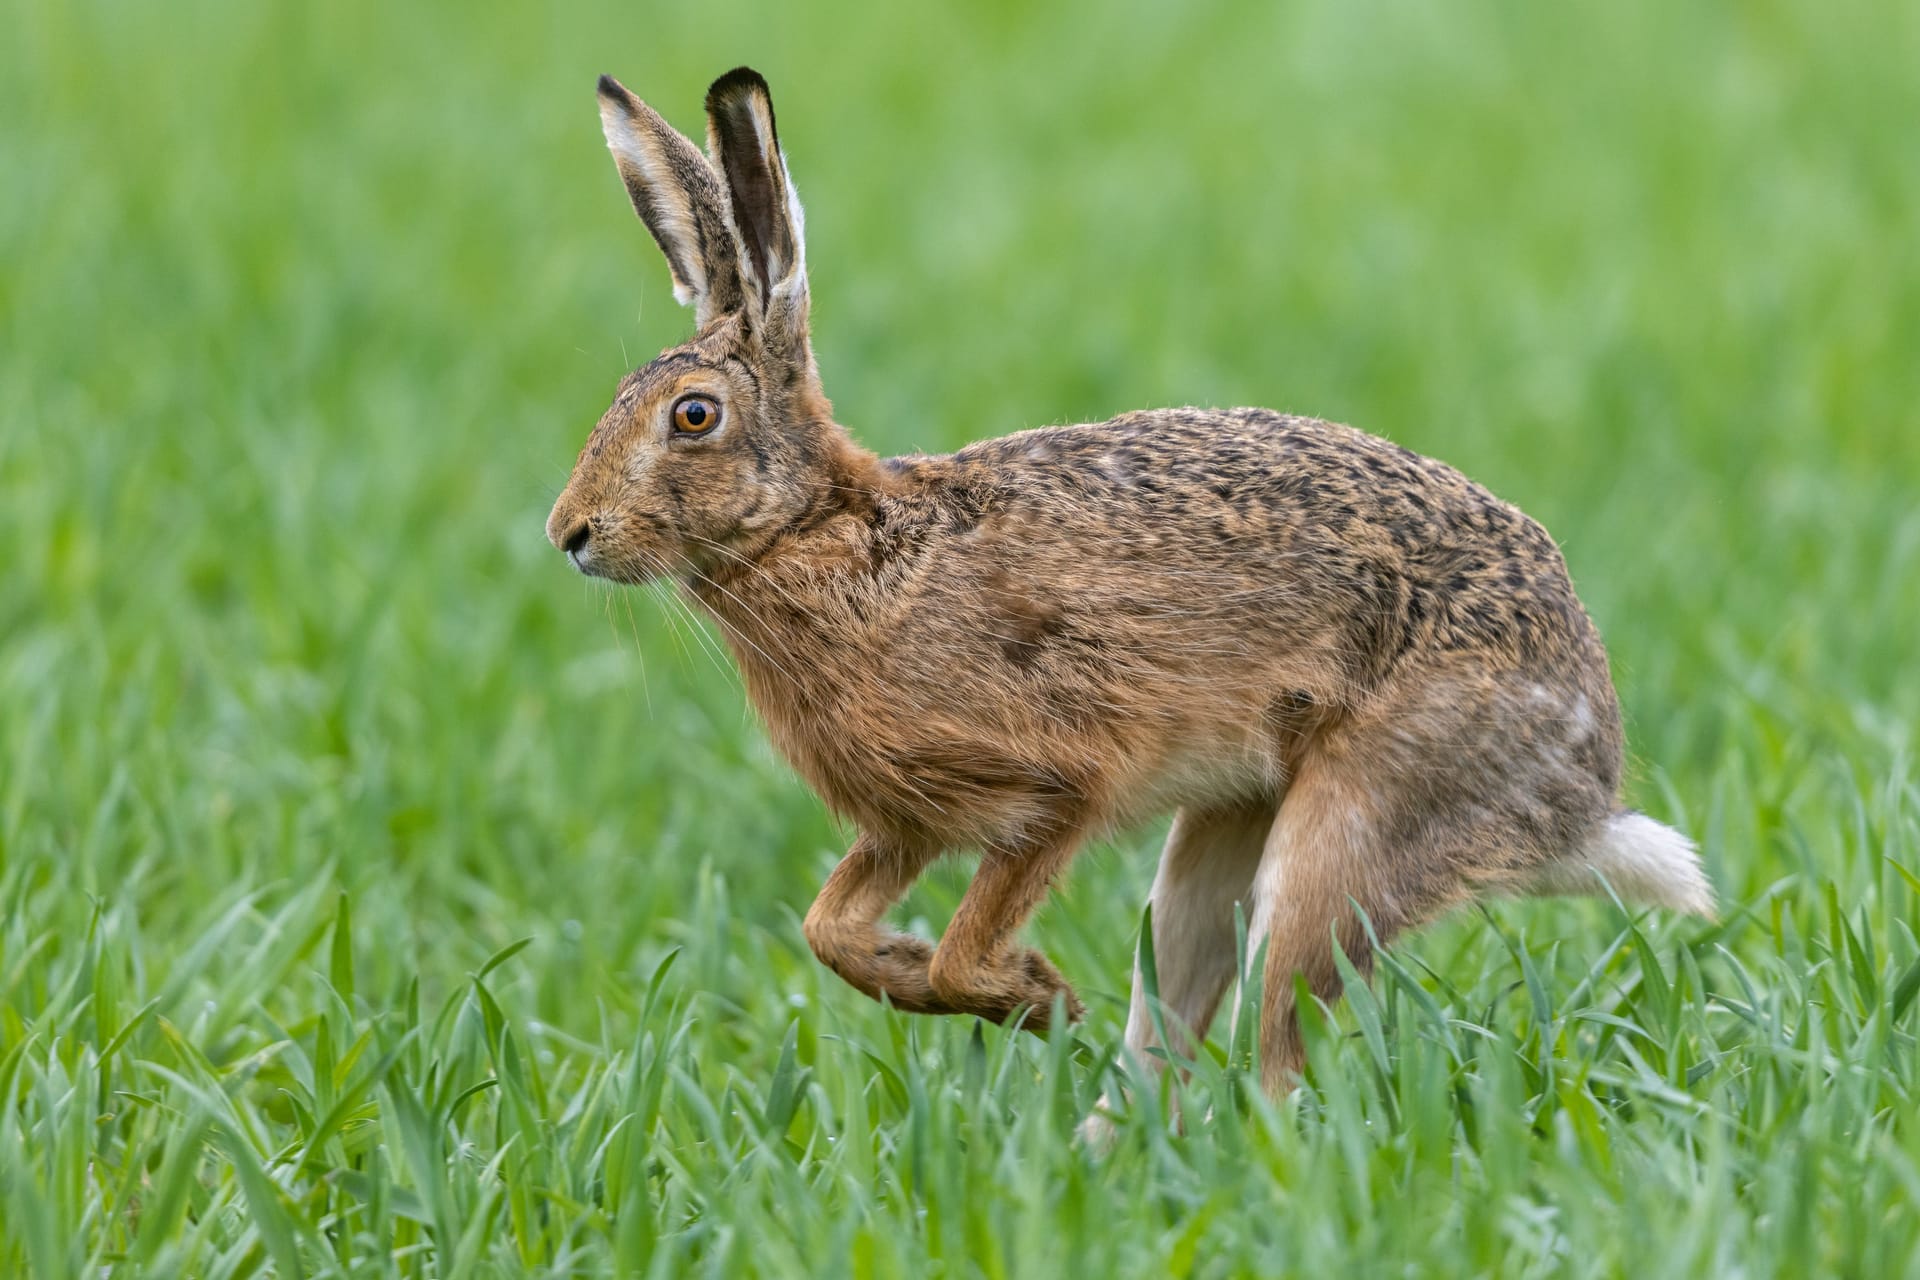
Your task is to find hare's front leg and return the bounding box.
[803,833,947,1013]
[926,830,1087,1030]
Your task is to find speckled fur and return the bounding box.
[549,68,1710,1100]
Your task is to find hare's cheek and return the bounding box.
[714,482,773,541]
[728,483,785,535]
[622,446,661,487]
[725,475,803,538]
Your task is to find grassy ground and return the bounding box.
[5,0,1919,1274]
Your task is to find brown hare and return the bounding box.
[546,67,1714,1115]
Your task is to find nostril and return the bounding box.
[561,520,592,555]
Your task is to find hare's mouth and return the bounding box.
[570,542,676,587]
[561,539,628,583]
[553,515,649,583]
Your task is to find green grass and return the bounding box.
[5,0,1919,1273]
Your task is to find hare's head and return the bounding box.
[548,69,845,583]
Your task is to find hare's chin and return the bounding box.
[566,547,628,582]
[575,551,665,587]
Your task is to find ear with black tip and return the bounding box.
[704,67,808,344]
[596,74,744,323]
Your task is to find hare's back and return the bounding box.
[957,408,1547,564]
[946,407,1606,677]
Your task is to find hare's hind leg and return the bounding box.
[1123,802,1277,1065]
[1246,755,1453,1093]
[1248,665,1621,1092]
[1080,801,1275,1147]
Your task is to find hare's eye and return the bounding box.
[672,395,721,435]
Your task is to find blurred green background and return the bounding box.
[4,0,1918,1274]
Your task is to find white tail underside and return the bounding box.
[1528,811,1716,918]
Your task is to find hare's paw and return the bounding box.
[928,946,1084,1029]
[867,933,950,1013]
[1013,947,1087,1024]
[1078,1096,1122,1154]
[806,925,952,1014]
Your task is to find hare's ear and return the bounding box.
[704,68,808,347]
[597,74,744,323]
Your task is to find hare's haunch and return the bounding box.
[547,67,1712,1110]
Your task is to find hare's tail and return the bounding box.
[1526,811,1715,919]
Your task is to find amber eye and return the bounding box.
[672,395,720,434]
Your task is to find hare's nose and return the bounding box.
[559,519,592,555]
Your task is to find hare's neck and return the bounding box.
[683,435,904,701]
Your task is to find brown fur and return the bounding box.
[549,68,1708,1089]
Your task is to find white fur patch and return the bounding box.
[1530,812,1715,917]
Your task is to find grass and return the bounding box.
[3,0,1919,1273]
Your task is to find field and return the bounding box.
[5,0,1919,1274]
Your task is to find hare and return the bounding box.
[546,67,1714,1109]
